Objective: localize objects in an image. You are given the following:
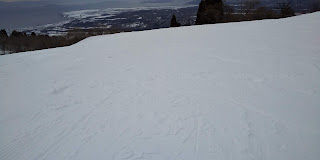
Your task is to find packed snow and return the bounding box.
[1,12,320,160]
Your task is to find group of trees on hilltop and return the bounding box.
[169,0,301,28]
[238,0,295,20]
[194,0,296,25]
[0,28,126,55]
[0,30,82,54]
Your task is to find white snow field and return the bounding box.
[1,12,320,160]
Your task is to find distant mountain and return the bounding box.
[141,0,174,4]
[185,0,201,5]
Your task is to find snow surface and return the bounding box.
[1,13,320,160]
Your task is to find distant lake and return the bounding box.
[0,1,176,29]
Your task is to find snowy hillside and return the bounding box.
[1,13,320,160]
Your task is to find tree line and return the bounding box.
[0,28,128,55]
[171,0,320,27]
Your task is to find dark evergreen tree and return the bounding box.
[0,29,8,38]
[196,0,224,25]
[0,29,8,53]
[170,14,181,27]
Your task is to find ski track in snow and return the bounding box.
[1,13,320,160]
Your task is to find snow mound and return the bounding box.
[1,13,320,160]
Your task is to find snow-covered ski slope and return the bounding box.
[1,12,320,160]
